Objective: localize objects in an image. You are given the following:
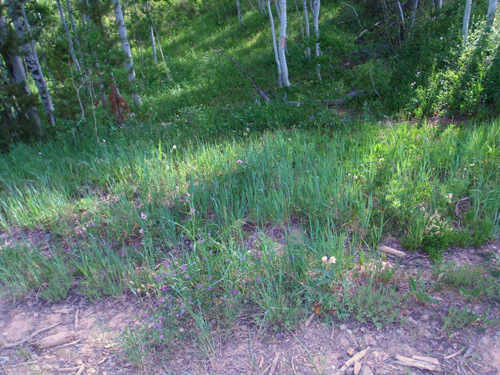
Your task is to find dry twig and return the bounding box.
[1,322,62,349]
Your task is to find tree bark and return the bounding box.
[112,0,142,106]
[0,13,42,136]
[303,0,311,57]
[267,0,283,87]
[410,0,418,29]
[55,0,82,74]
[236,0,245,24]
[462,0,472,43]
[277,0,290,86]
[311,0,321,80]
[7,0,55,127]
[65,0,84,69]
[145,1,157,63]
[486,0,498,28]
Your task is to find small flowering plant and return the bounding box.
[304,254,342,314]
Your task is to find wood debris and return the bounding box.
[394,354,442,372]
[268,352,280,375]
[53,308,72,314]
[354,361,362,375]
[379,245,406,258]
[0,322,62,349]
[75,364,85,375]
[35,331,76,349]
[305,313,316,327]
[444,347,465,360]
[338,349,369,373]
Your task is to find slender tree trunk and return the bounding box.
[0,13,42,136]
[65,0,84,69]
[145,1,157,63]
[237,0,245,24]
[397,0,405,30]
[486,0,498,28]
[462,0,472,43]
[112,0,142,106]
[277,0,290,86]
[311,0,321,80]
[55,0,82,74]
[8,0,55,127]
[410,0,418,29]
[146,1,158,63]
[267,0,282,87]
[436,0,442,10]
[303,0,311,57]
[294,0,304,38]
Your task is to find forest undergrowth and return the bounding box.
[0,0,499,369]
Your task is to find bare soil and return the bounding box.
[0,241,499,375]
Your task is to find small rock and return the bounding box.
[421,314,430,321]
[347,348,356,356]
[495,331,500,336]
[480,336,489,345]
[340,324,348,331]
[360,365,375,375]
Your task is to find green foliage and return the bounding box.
[408,275,436,305]
[338,277,401,329]
[442,306,482,336]
[0,243,73,302]
[434,262,500,302]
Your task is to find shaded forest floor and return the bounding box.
[1,238,498,375]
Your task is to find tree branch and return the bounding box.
[211,48,272,102]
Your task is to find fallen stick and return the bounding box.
[394,355,442,372]
[444,347,465,360]
[1,322,62,349]
[379,245,406,258]
[330,323,335,341]
[35,331,76,349]
[75,364,85,375]
[339,349,369,372]
[59,367,80,372]
[53,339,82,350]
[268,352,280,375]
[211,49,271,103]
[74,309,79,330]
[305,313,315,327]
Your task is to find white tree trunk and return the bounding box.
[294,0,304,38]
[267,0,283,87]
[410,0,418,29]
[112,0,142,106]
[436,0,442,9]
[311,0,321,80]
[65,0,84,69]
[145,1,157,63]
[486,0,498,27]
[236,0,245,24]
[303,0,311,57]
[397,0,405,30]
[56,0,82,74]
[8,0,55,127]
[462,0,472,43]
[0,13,42,135]
[277,0,290,87]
